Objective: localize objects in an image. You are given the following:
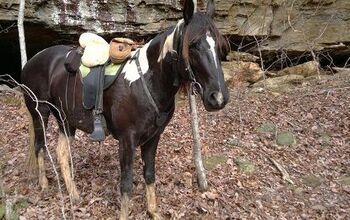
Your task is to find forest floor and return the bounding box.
[0,70,349,220]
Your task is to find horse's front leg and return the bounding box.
[119,135,136,220]
[141,135,162,220]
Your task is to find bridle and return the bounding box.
[131,20,205,127]
[171,22,204,96]
[185,60,203,96]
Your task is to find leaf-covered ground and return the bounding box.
[0,71,349,219]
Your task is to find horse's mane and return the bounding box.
[157,12,228,63]
[154,12,229,88]
[186,12,229,58]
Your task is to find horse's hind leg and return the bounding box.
[26,106,37,175]
[51,108,79,201]
[141,135,162,220]
[56,132,79,201]
[25,100,50,191]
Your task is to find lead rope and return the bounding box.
[186,62,203,112]
[188,79,208,191]
[132,50,160,116]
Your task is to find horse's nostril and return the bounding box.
[209,92,216,101]
[209,91,224,106]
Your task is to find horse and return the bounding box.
[21,0,229,219]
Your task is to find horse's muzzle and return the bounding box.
[204,91,228,111]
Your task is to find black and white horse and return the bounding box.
[21,0,229,219]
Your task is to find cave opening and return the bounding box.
[0,22,77,85]
[227,35,350,72]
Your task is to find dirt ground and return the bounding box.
[0,71,349,219]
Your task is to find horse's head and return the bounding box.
[182,0,229,111]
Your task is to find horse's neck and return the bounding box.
[122,24,183,112]
[147,34,182,112]
[150,55,180,112]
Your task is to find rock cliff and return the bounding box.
[1,0,349,79]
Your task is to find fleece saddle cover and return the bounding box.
[79,62,125,109]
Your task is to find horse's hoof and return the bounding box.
[39,176,49,191]
[150,212,162,220]
[71,194,80,202]
[26,162,39,177]
[70,188,80,202]
[40,185,49,192]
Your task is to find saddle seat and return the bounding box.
[79,32,110,67]
[79,32,139,67]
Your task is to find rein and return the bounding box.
[173,23,204,96]
[131,50,160,116]
[131,51,171,127]
[185,62,203,96]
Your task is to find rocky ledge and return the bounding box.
[0,0,349,80]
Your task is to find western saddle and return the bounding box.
[64,32,142,141]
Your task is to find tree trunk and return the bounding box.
[18,0,27,68]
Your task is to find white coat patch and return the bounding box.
[214,92,224,106]
[158,19,184,62]
[123,40,152,85]
[193,0,198,13]
[206,34,218,69]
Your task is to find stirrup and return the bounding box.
[90,113,105,141]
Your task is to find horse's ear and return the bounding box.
[206,0,215,18]
[183,0,197,24]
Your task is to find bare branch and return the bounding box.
[288,0,302,33]
[269,157,295,185]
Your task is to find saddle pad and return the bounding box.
[79,63,122,80]
[80,62,124,109]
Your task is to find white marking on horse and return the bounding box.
[206,32,224,102]
[214,92,224,106]
[193,0,198,13]
[123,40,152,85]
[206,33,218,69]
[157,19,184,63]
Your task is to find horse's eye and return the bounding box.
[190,42,200,50]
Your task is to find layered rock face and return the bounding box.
[0,0,349,79]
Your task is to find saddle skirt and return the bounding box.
[79,62,125,109]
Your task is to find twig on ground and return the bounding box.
[269,157,295,185]
[287,121,297,128]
